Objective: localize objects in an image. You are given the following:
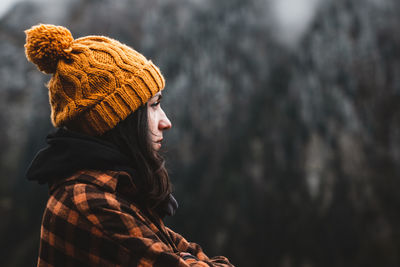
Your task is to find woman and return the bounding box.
[25,24,233,267]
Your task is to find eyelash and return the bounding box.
[151,101,160,107]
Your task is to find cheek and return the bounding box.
[147,109,158,132]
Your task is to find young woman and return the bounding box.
[25,24,233,267]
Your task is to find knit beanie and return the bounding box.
[24,24,165,136]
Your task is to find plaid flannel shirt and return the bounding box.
[37,169,234,267]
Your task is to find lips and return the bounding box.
[153,139,163,150]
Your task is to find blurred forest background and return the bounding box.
[1,0,400,266]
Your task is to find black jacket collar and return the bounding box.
[26,128,133,184]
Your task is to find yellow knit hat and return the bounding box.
[24,24,165,135]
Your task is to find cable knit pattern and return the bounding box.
[25,24,165,135]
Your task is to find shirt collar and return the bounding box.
[49,169,135,194]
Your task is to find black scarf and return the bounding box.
[26,128,178,217]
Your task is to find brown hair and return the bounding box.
[99,104,172,210]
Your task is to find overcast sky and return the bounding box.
[271,0,322,47]
[0,0,19,17]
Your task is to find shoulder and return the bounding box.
[46,170,145,227]
[70,181,142,223]
[49,169,139,212]
[50,169,122,194]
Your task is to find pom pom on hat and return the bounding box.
[25,24,74,74]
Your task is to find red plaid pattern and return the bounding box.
[37,170,234,267]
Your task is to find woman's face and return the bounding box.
[147,92,172,151]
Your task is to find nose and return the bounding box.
[159,109,172,131]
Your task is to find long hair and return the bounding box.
[99,104,172,210]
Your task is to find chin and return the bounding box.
[153,143,162,151]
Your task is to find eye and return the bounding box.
[151,101,160,107]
